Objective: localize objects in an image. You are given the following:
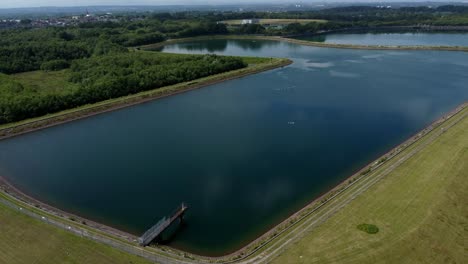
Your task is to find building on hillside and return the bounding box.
[241,19,260,25]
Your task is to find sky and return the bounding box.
[1,0,459,9]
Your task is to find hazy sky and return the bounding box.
[1,0,456,9]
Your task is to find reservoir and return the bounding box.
[295,32,468,46]
[1,38,468,256]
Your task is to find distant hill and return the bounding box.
[2,2,467,18]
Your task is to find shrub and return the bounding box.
[41,60,70,71]
[357,223,379,234]
[360,167,371,176]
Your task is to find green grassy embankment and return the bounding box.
[11,70,79,94]
[270,108,467,264]
[0,202,152,264]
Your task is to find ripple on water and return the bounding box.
[329,70,361,78]
[304,60,334,68]
[344,59,364,64]
[362,54,385,59]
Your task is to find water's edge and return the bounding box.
[0,102,465,259]
[1,36,467,258]
[142,35,468,52]
[0,58,292,141]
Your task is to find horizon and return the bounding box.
[2,0,467,9]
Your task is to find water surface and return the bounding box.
[1,39,467,255]
[296,32,468,46]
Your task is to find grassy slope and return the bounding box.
[0,203,152,264]
[12,70,78,94]
[271,114,467,264]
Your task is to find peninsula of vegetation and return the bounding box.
[2,4,468,129]
[0,55,290,139]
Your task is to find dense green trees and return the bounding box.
[1,6,467,124]
[0,16,237,124]
[40,60,71,71]
[0,74,24,94]
[92,40,128,56]
[210,5,468,24]
[0,41,90,74]
[176,22,228,37]
[68,52,245,103]
[0,20,228,74]
[216,5,468,35]
[0,52,246,124]
[0,6,466,74]
[236,24,266,34]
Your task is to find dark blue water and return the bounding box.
[0,39,467,255]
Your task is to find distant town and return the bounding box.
[2,2,467,29]
[0,11,123,29]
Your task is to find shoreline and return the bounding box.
[0,57,292,141]
[197,102,468,260]
[0,176,137,243]
[142,35,468,52]
[0,100,465,261]
[0,34,466,261]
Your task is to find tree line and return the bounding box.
[1,5,467,124]
[0,19,229,74]
[1,5,467,74]
[0,53,245,124]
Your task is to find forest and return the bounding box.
[0,17,243,124]
[0,52,245,124]
[224,5,468,35]
[1,5,467,74]
[0,19,227,74]
[1,5,467,124]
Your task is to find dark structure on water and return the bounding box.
[138,203,189,246]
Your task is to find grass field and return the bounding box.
[0,202,152,264]
[222,19,327,25]
[11,70,79,95]
[271,111,467,263]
